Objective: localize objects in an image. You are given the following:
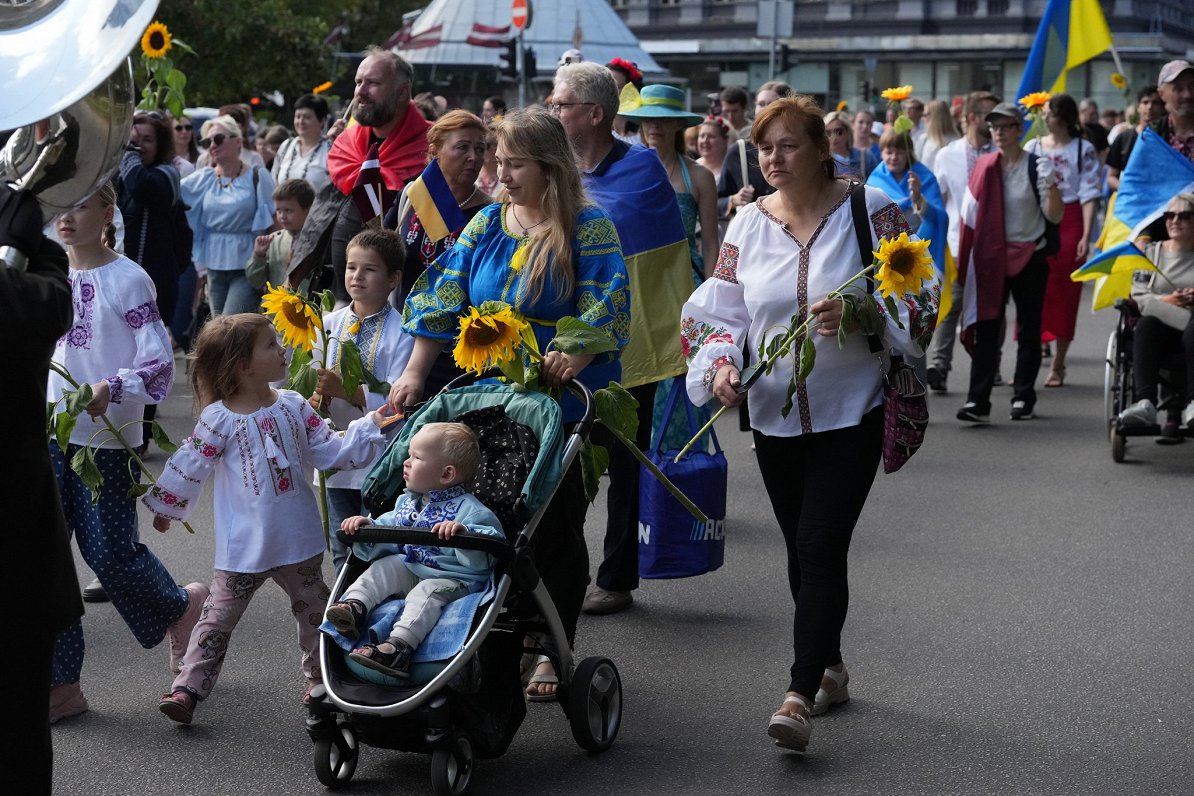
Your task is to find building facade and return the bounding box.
[610,0,1194,112]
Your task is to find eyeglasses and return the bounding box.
[199,133,237,148]
[826,127,847,137]
[1163,211,1194,223]
[989,122,1020,132]
[174,123,192,132]
[549,101,596,115]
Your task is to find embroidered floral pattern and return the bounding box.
[680,316,735,362]
[147,484,189,511]
[703,354,736,391]
[62,275,96,349]
[124,300,162,329]
[188,434,222,459]
[713,243,740,284]
[137,360,173,402]
[106,376,124,404]
[870,203,913,241]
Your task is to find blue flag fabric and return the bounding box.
[1016,0,1113,100]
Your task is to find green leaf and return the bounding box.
[337,338,365,404]
[319,289,336,314]
[838,297,854,349]
[359,366,391,398]
[798,336,816,382]
[127,481,151,499]
[165,68,186,92]
[70,447,104,504]
[288,347,318,399]
[780,378,797,419]
[593,382,640,442]
[151,421,178,454]
[883,293,899,318]
[54,412,77,453]
[578,440,610,502]
[551,316,617,356]
[497,353,525,385]
[857,298,886,336]
[63,383,93,418]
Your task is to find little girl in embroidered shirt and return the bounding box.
[144,313,396,725]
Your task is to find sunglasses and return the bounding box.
[1163,211,1194,223]
[175,123,192,132]
[199,133,236,148]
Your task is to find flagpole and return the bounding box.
[1108,42,1125,78]
[517,28,526,108]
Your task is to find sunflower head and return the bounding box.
[141,21,172,60]
[452,304,528,374]
[874,232,934,300]
[1018,91,1052,112]
[261,283,323,353]
[1110,72,1128,90]
[836,100,849,112]
[881,85,913,103]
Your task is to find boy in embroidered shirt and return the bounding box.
[326,422,504,679]
[246,179,314,292]
[313,228,415,569]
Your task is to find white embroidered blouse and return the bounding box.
[681,186,940,437]
[143,390,385,573]
[47,255,174,449]
[1023,137,1102,205]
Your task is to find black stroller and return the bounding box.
[306,373,623,794]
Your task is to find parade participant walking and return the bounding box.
[272,94,333,192]
[550,63,690,620]
[956,102,1063,423]
[918,99,960,172]
[46,183,204,724]
[1152,60,1194,164]
[147,314,393,724]
[181,115,277,316]
[825,110,875,180]
[926,90,1000,392]
[390,107,629,701]
[680,95,938,753]
[1024,94,1101,387]
[1106,85,1165,190]
[327,47,432,304]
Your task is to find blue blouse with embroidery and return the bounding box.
[402,203,631,420]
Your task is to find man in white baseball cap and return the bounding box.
[1154,59,1194,163]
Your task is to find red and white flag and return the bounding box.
[466,21,511,48]
[351,142,394,224]
[383,20,413,50]
[401,23,443,50]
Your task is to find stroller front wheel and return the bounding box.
[430,732,474,796]
[567,656,623,752]
[313,723,359,789]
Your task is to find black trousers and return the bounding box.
[532,459,590,648]
[967,252,1048,411]
[1,628,55,794]
[753,406,882,700]
[592,381,657,593]
[1131,313,1194,403]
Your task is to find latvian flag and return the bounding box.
[351,142,394,225]
[399,23,443,50]
[465,21,511,48]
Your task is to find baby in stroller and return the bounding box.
[326,422,504,680]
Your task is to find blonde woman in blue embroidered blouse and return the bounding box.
[391,106,630,701]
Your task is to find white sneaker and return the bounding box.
[1119,398,1157,427]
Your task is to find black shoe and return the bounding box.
[350,640,412,679]
[1009,401,1035,420]
[956,402,990,423]
[82,578,109,603]
[926,367,947,393]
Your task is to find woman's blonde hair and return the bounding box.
[200,115,242,141]
[495,107,589,305]
[88,181,119,249]
[924,99,959,146]
[188,313,272,409]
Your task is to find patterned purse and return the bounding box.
[849,184,929,474]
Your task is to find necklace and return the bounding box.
[216,162,243,190]
[282,137,325,181]
[457,186,479,208]
[510,204,548,238]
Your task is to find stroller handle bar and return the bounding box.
[435,367,597,438]
[336,527,514,561]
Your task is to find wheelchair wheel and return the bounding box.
[1104,328,1120,431]
[567,656,623,752]
[1111,426,1126,462]
[313,723,359,789]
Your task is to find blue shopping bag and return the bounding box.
[638,379,726,579]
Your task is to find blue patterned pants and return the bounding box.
[50,444,188,686]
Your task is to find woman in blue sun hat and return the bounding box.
[619,84,720,450]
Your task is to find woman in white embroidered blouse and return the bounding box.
[1023,93,1103,387]
[272,93,333,192]
[680,96,939,753]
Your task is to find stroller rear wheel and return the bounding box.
[313,723,359,789]
[567,656,623,752]
[430,733,474,796]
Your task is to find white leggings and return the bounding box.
[341,557,468,650]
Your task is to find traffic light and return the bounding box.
[499,38,518,81]
[523,47,537,81]
[779,44,795,73]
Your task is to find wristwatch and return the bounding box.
[0,245,28,272]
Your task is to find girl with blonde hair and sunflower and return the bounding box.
[679,95,939,753]
[391,106,630,700]
[144,313,396,724]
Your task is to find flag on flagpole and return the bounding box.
[1015,0,1112,100]
[398,23,443,51]
[1070,241,1157,281]
[351,142,394,225]
[466,21,512,48]
[406,160,469,243]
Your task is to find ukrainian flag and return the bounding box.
[1070,242,1156,281]
[406,160,468,243]
[1015,0,1112,99]
[1086,128,1194,308]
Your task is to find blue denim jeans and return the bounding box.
[207,268,260,316]
[327,487,364,572]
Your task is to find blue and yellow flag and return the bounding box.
[1071,241,1156,281]
[1016,0,1112,99]
[1089,128,1194,308]
[406,160,468,243]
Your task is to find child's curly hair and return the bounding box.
[189,313,273,409]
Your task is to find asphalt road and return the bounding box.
[51,291,1194,795]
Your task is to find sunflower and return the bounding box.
[880,85,913,103]
[1018,91,1052,112]
[873,232,934,299]
[141,21,172,60]
[312,81,334,95]
[261,283,323,352]
[1110,72,1128,90]
[836,100,849,112]
[452,305,527,374]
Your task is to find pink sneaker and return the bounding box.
[159,689,195,724]
[166,582,209,674]
[49,682,89,724]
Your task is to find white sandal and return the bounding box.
[767,694,812,751]
[812,663,850,716]
[525,656,559,703]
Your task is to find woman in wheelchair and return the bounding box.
[1119,192,1194,429]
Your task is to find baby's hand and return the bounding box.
[253,233,272,258]
[153,516,171,533]
[370,402,403,430]
[340,515,370,535]
[433,521,467,540]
